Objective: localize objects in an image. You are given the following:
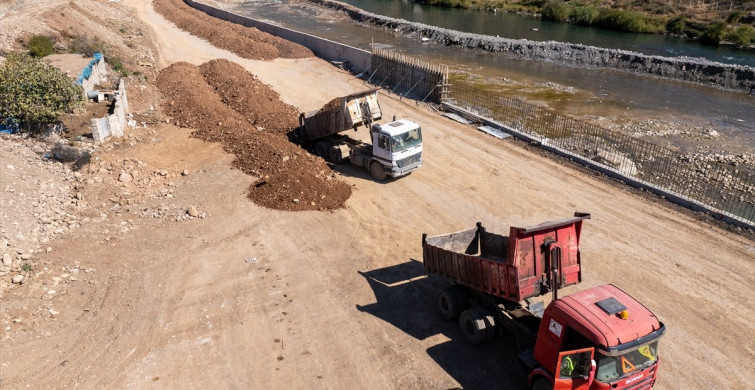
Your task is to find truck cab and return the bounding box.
[530,284,666,390]
[368,119,423,179]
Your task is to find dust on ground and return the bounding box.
[0,0,753,389]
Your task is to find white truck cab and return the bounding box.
[370,119,423,179]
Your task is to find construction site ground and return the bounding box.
[0,0,753,389]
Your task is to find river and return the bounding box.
[337,0,755,67]
[234,0,755,151]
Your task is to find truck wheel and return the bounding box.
[530,378,551,390]
[369,161,387,181]
[459,308,489,345]
[481,308,497,341]
[329,146,344,164]
[315,141,331,158]
[436,287,463,320]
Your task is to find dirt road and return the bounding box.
[0,0,753,389]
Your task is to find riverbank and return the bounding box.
[307,0,755,93]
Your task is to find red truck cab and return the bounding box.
[530,284,666,390]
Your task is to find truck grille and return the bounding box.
[397,152,421,168]
[617,366,656,390]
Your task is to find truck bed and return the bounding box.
[422,213,590,303]
[299,88,382,142]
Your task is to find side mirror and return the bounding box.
[587,359,597,386]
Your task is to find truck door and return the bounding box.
[554,348,595,390]
[373,132,392,163]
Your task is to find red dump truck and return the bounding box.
[422,213,666,390]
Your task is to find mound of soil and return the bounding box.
[199,59,299,134]
[155,60,351,211]
[153,0,313,61]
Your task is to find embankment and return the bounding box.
[308,0,755,93]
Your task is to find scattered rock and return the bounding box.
[119,170,133,183]
[187,206,199,217]
[11,275,24,284]
[2,253,11,266]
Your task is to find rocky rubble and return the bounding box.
[0,135,81,292]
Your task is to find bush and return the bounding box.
[542,1,571,21]
[727,25,755,47]
[701,20,728,45]
[69,35,106,57]
[569,5,599,25]
[0,53,84,134]
[727,10,744,24]
[666,15,687,35]
[594,8,660,33]
[28,35,54,57]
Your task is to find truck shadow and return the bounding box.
[355,260,528,390]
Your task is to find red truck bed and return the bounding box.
[422,213,590,303]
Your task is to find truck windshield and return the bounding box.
[391,128,422,152]
[596,341,659,383]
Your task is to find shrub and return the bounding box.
[0,53,84,134]
[666,15,687,35]
[727,25,755,47]
[569,5,599,25]
[542,1,571,21]
[594,8,659,33]
[727,10,744,24]
[69,35,106,57]
[28,35,54,57]
[701,20,728,45]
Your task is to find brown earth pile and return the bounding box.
[153,0,313,60]
[199,59,300,134]
[155,59,351,211]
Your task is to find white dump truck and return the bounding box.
[297,88,422,181]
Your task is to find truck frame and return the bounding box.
[422,213,666,390]
[298,88,422,181]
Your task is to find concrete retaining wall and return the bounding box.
[79,56,107,95]
[186,0,372,73]
[310,0,755,93]
[441,102,754,229]
[91,79,128,143]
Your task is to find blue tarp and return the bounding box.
[0,118,20,134]
[76,52,103,85]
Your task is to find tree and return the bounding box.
[0,53,84,134]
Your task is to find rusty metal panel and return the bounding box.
[423,214,588,303]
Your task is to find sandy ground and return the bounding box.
[0,0,753,389]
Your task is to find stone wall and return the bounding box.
[310,0,755,93]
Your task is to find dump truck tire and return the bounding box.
[436,287,463,320]
[329,146,344,164]
[459,308,488,345]
[479,307,497,341]
[531,378,551,390]
[315,141,331,158]
[369,161,387,181]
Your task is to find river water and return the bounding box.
[338,0,755,67]
[234,0,754,151]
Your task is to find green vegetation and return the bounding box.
[21,263,32,272]
[728,25,755,47]
[415,0,755,47]
[69,35,107,57]
[0,53,84,134]
[28,35,55,57]
[541,2,665,33]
